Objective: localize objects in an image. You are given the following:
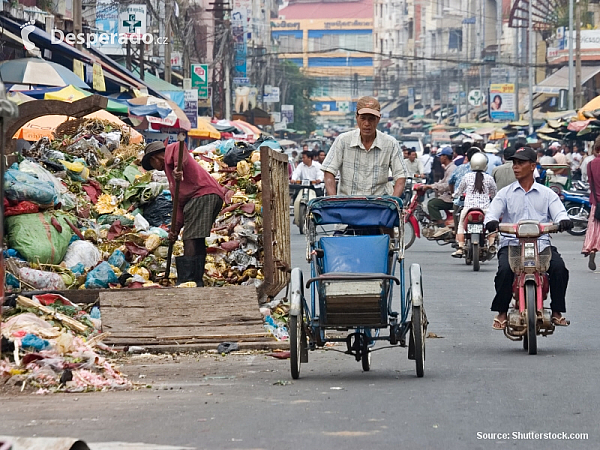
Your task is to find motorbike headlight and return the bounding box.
[517,222,541,238]
[524,242,535,259]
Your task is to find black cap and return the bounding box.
[508,147,537,163]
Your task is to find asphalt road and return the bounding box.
[1,219,599,450]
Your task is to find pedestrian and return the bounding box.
[420,146,456,237]
[582,137,600,271]
[492,146,517,191]
[317,150,326,164]
[419,144,434,181]
[321,96,407,197]
[483,143,502,175]
[484,147,573,329]
[581,145,596,182]
[142,141,225,286]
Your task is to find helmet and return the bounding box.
[470,152,488,172]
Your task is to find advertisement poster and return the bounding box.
[281,105,294,124]
[94,0,121,54]
[232,0,251,78]
[184,90,198,129]
[489,84,516,121]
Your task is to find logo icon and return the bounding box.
[20,20,36,51]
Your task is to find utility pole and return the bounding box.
[73,0,82,51]
[496,0,502,64]
[528,0,534,135]
[165,3,172,84]
[575,0,582,109]
[568,0,574,110]
[139,43,145,81]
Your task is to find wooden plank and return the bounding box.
[100,285,269,347]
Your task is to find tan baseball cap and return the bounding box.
[356,96,381,117]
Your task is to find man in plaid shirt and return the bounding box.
[321,96,407,197]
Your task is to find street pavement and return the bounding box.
[0,218,599,450]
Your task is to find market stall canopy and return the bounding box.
[6,91,35,105]
[277,139,297,147]
[0,58,90,88]
[535,66,600,95]
[233,120,262,139]
[14,109,143,143]
[577,95,600,120]
[189,117,221,139]
[128,96,191,131]
[43,85,129,114]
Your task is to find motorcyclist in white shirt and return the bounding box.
[292,150,324,196]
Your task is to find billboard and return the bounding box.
[489,84,516,121]
[94,0,121,54]
[281,105,294,124]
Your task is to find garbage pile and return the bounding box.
[3,118,266,292]
[0,293,131,393]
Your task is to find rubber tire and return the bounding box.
[473,243,480,272]
[361,347,371,372]
[412,305,425,377]
[526,282,537,355]
[298,204,306,235]
[290,312,302,379]
[404,219,416,250]
[565,204,590,236]
[465,241,472,265]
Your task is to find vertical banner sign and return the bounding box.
[489,83,516,121]
[92,63,106,91]
[184,90,198,129]
[191,64,209,99]
[73,60,84,81]
[94,0,120,54]
[408,87,415,112]
[119,4,147,41]
[232,0,251,77]
[281,105,294,124]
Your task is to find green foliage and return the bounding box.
[278,61,317,134]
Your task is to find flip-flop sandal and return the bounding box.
[551,316,570,327]
[493,317,507,330]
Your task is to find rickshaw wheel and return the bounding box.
[290,314,302,379]
[290,268,306,379]
[361,338,371,371]
[412,304,426,377]
[298,204,306,234]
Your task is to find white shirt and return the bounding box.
[292,162,324,188]
[419,154,433,175]
[581,155,596,182]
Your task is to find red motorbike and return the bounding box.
[499,220,559,355]
[463,208,496,271]
[404,183,455,249]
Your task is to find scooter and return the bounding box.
[463,208,496,271]
[290,181,318,234]
[404,183,455,250]
[499,220,561,355]
[559,188,590,236]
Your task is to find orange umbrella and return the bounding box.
[14,110,143,143]
[577,95,600,120]
[189,117,221,139]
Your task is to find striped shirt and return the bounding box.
[321,129,407,195]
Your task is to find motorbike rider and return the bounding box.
[484,147,574,330]
[451,152,497,258]
[321,96,407,197]
[292,150,324,196]
[420,146,457,238]
[404,148,425,179]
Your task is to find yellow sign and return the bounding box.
[73,60,84,81]
[92,63,106,91]
[490,83,515,94]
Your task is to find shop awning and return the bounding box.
[534,66,600,94]
[380,98,405,117]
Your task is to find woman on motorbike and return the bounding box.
[451,152,498,258]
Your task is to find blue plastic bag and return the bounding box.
[85,262,118,289]
[107,249,129,271]
[70,263,86,276]
[4,169,57,207]
[21,333,50,351]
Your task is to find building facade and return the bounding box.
[274,0,375,126]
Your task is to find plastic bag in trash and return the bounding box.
[19,267,66,290]
[21,333,51,351]
[134,214,150,232]
[70,263,85,276]
[107,178,131,189]
[4,169,57,207]
[100,131,122,151]
[63,240,102,269]
[142,193,172,227]
[85,261,118,289]
[107,249,129,271]
[19,160,67,195]
[223,141,256,167]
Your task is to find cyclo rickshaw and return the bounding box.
[288,195,427,379]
